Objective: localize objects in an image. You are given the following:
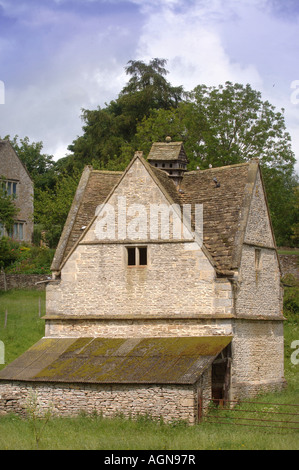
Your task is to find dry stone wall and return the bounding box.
[0,380,207,424]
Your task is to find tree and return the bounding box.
[66,59,185,172]
[189,82,296,171]
[3,135,56,190]
[0,182,19,275]
[290,186,299,246]
[0,178,19,233]
[34,172,81,248]
[120,58,184,113]
[135,82,298,245]
[62,61,298,246]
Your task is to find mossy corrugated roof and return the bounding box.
[0,336,232,385]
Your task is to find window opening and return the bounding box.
[139,247,147,265]
[126,246,147,266]
[127,247,136,266]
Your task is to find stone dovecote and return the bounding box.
[0,141,286,423]
[147,139,188,187]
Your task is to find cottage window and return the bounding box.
[8,222,24,240]
[126,246,147,266]
[2,180,17,196]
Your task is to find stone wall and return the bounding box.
[231,170,285,396]
[0,274,50,291]
[47,242,232,319]
[236,245,282,318]
[230,319,285,399]
[279,254,299,280]
[45,317,233,339]
[47,158,233,319]
[0,378,211,424]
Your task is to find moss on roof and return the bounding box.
[0,336,232,385]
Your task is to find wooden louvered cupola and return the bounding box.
[147,137,188,187]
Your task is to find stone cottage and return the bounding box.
[0,139,34,242]
[0,140,285,424]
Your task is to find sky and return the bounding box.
[0,0,298,172]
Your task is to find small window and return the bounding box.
[127,247,136,266]
[126,246,147,266]
[8,222,24,240]
[139,247,147,265]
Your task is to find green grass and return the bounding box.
[0,289,298,450]
[0,289,45,369]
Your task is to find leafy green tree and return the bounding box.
[5,135,56,190]
[67,59,185,172]
[0,183,19,273]
[290,186,299,246]
[0,178,19,233]
[135,81,298,245]
[34,172,81,248]
[189,82,295,170]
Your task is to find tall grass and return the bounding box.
[0,289,298,450]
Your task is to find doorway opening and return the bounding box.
[212,343,231,405]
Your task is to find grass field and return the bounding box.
[0,289,298,450]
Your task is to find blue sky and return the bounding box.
[0,0,298,172]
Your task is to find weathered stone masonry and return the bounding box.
[0,142,286,423]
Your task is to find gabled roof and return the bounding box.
[51,166,122,271]
[52,148,272,276]
[0,336,232,385]
[0,139,33,183]
[180,162,256,273]
[148,141,188,162]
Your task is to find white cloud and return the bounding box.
[0,0,298,171]
[132,0,299,173]
[136,1,263,90]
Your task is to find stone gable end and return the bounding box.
[81,157,192,244]
[244,169,274,247]
[48,157,222,319]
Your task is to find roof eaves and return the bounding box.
[51,166,93,272]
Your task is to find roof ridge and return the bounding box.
[91,170,123,175]
[186,161,251,175]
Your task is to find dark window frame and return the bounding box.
[126,246,148,267]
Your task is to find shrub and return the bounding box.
[2,240,54,274]
[282,274,299,321]
[0,237,18,269]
